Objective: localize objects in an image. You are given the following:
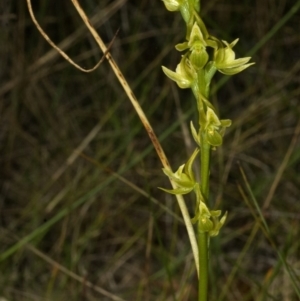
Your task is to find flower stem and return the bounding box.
[198,231,209,301]
[198,135,211,301]
[200,135,210,198]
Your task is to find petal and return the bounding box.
[206,107,221,127]
[175,42,189,51]
[173,164,185,177]
[214,48,225,65]
[229,38,239,48]
[209,211,227,236]
[217,57,251,69]
[206,38,219,49]
[210,210,221,217]
[219,211,228,226]
[199,201,211,216]
[220,119,232,128]
[207,129,223,146]
[222,38,239,48]
[223,47,236,63]
[162,66,192,88]
[190,121,201,146]
[190,48,209,69]
[199,217,213,233]
[219,62,255,75]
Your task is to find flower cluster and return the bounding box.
[160,0,254,237]
[162,21,254,92]
[161,18,253,151]
[161,0,255,148]
[160,149,227,237]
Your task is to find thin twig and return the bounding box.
[26,0,117,72]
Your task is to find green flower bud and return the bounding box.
[214,39,255,75]
[180,1,192,24]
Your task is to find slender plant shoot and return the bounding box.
[160,0,254,299]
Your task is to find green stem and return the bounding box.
[200,135,210,198]
[193,46,213,301]
[198,231,209,301]
[198,135,211,301]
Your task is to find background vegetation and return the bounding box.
[1,0,300,300]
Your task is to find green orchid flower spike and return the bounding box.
[214,39,255,75]
[160,1,254,299]
[160,148,199,195]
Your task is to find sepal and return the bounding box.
[190,121,201,146]
[175,42,189,52]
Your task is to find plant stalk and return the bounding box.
[198,231,209,301]
[198,136,211,301]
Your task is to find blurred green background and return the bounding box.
[1,0,300,300]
